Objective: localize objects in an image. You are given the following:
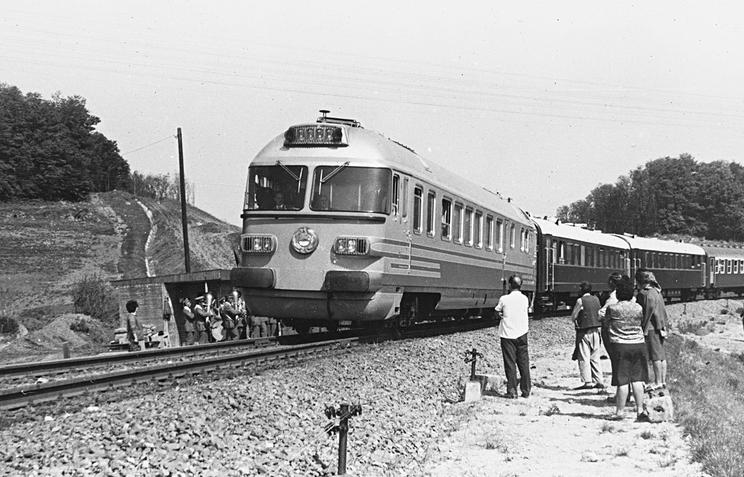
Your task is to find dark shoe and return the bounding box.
[636,412,650,422]
[503,393,518,399]
[594,383,606,389]
[607,414,625,421]
[574,383,594,390]
[521,392,530,398]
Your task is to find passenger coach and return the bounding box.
[230,112,536,331]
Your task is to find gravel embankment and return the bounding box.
[0,318,575,476]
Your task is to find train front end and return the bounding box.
[230,115,398,329]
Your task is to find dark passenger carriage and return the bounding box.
[532,218,630,312]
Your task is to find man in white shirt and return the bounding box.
[495,275,531,398]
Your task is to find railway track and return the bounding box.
[0,317,497,412]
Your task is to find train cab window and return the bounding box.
[454,203,463,243]
[474,211,483,248]
[441,198,452,240]
[464,207,473,246]
[412,186,423,234]
[311,166,391,213]
[509,224,516,249]
[426,191,436,237]
[392,174,400,216]
[246,165,308,211]
[496,219,504,252]
[485,215,494,250]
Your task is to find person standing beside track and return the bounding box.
[181,298,196,345]
[635,268,668,390]
[125,300,143,352]
[494,275,531,399]
[571,281,605,390]
[193,296,210,344]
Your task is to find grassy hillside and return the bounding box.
[0,191,239,359]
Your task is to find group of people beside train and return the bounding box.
[570,267,668,421]
[179,289,279,345]
[495,267,669,421]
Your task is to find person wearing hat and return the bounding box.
[635,268,668,390]
[193,296,210,344]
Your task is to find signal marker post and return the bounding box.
[324,403,362,475]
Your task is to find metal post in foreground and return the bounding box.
[62,342,70,359]
[324,403,362,475]
[464,347,483,380]
[177,127,191,273]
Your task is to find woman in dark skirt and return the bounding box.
[606,277,649,420]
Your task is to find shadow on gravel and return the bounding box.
[532,383,567,391]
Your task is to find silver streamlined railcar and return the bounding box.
[230,111,536,331]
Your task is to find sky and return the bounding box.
[2,1,744,226]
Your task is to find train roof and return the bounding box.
[613,234,706,256]
[252,120,532,225]
[531,218,629,249]
[698,243,744,260]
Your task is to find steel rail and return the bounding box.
[0,338,359,411]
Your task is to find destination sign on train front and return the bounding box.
[284,124,347,147]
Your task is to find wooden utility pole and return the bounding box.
[177,128,191,273]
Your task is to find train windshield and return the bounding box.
[245,164,308,211]
[310,166,391,213]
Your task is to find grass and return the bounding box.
[668,335,744,477]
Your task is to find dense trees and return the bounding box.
[0,84,131,201]
[557,154,744,241]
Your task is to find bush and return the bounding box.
[0,315,19,334]
[71,274,118,326]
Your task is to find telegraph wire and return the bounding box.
[122,135,175,155]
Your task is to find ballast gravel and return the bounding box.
[0,318,575,476]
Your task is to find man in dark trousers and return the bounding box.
[494,275,531,398]
[571,281,605,390]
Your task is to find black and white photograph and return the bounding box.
[1,1,743,475]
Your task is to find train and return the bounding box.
[230,111,744,330]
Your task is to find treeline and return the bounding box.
[0,84,194,204]
[556,153,744,241]
[0,84,130,201]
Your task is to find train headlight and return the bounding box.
[291,227,319,254]
[241,234,276,254]
[334,237,369,256]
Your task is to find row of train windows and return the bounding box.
[642,252,701,269]
[716,259,744,274]
[550,240,624,268]
[392,174,533,254]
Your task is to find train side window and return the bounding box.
[474,211,483,248]
[727,259,732,274]
[426,191,436,237]
[485,215,494,250]
[464,207,473,246]
[496,219,504,252]
[509,223,516,249]
[402,178,409,218]
[735,260,739,274]
[412,186,423,234]
[566,242,573,264]
[392,174,400,216]
[441,198,452,240]
[585,246,592,266]
[740,260,744,273]
[454,203,463,243]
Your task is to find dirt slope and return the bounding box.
[0,191,240,360]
